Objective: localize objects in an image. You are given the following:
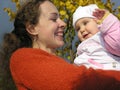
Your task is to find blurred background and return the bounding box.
[0,0,120,43]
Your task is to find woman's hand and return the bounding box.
[93,9,109,24]
[93,9,106,20]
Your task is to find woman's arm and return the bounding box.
[10,48,120,90]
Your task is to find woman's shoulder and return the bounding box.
[12,48,30,55]
[10,48,34,60]
[10,48,46,63]
[11,48,51,57]
[10,48,65,63]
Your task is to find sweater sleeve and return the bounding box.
[99,13,120,56]
[10,48,120,90]
[10,49,86,90]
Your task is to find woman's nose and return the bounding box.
[58,18,66,29]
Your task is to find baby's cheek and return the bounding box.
[78,33,83,41]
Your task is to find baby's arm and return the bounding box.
[93,9,120,56]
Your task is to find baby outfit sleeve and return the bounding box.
[74,35,105,69]
[99,13,120,56]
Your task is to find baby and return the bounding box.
[73,4,120,70]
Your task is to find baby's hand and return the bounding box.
[93,9,106,20]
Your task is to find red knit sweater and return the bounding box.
[10,48,120,90]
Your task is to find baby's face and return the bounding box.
[75,17,99,41]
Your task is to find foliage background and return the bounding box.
[2,0,120,62]
[52,0,120,63]
[0,0,120,89]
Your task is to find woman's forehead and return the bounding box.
[40,1,58,15]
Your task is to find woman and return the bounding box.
[1,0,120,89]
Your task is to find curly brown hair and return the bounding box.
[0,0,49,89]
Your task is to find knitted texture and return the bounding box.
[10,48,120,90]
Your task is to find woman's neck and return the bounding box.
[32,42,56,55]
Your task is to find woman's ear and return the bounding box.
[26,23,38,35]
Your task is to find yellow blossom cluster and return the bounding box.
[4,0,20,21]
[4,0,120,21]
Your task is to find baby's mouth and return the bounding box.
[83,33,89,39]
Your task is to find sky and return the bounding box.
[0,0,16,43]
[0,0,120,43]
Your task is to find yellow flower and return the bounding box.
[67,56,71,60]
[60,10,66,16]
[60,1,65,6]
[11,0,19,3]
[65,1,71,7]
[4,8,11,16]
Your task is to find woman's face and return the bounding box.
[34,1,66,49]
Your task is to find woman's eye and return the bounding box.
[52,19,57,22]
[51,18,57,22]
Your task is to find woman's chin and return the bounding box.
[57,41,64,48]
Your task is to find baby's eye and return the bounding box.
[76,27,80,32]
[83,21,88,25]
